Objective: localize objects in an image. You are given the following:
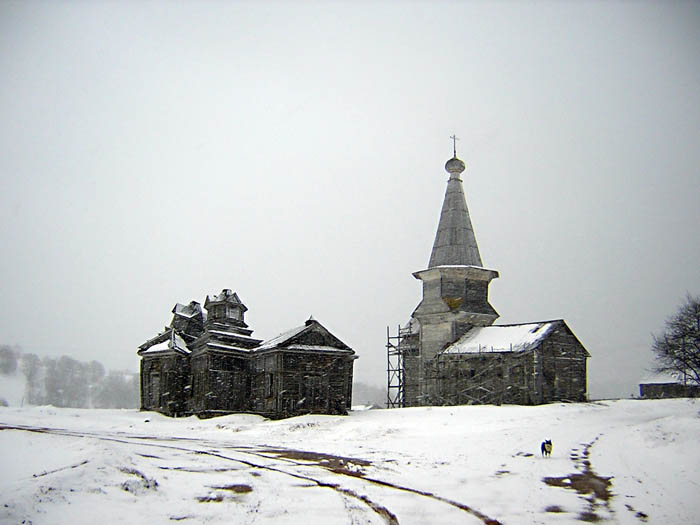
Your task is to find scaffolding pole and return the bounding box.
[387,324,416,408]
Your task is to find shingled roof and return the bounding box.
[428,155,483,268]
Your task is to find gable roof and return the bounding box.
[172,301,204,319]
[257,319,353,354]
[138,329,190,356]
[440,320,590,356]
[442,321,557,354]
[138,295,356,359]
[198,328,262,354]
[257,324,308,351]
[639,371,687,385]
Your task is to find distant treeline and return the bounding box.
[1,345,386,411]
[0,345,139,409]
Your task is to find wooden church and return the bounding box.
[138,289,356,418]
[387,141,590,407]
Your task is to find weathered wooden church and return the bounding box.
[138,289,356,418]
[387,142,590,407]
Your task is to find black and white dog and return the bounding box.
[541,439,553,457]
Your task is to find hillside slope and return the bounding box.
[1,399,698,524]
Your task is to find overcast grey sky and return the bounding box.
[1,1,698,399]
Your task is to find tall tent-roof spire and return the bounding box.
[428,137,483,268]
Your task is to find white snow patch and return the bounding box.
[0,372,25,406]
[0,399,698,524]
[443,322,556,354]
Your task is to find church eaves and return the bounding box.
[428,152,483,268]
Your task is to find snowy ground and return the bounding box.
[1,399,698,524]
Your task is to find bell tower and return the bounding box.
[407,138,499,404]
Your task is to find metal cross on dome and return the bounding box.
[450,134,459,157]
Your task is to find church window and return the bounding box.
[227,305,242,320]
[209,305,220,318]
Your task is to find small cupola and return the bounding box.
[204,289,248,325]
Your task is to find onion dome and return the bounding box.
[445,156,466,175]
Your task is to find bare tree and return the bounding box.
[0,345,19,375]
[96,371,139,409]
[652,294,700,385]
[22,353,45,404]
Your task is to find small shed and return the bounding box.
[639,372,700,399]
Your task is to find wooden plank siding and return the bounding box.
[139,306,356,419]
[140,354,191,417]
[430,325,588,406]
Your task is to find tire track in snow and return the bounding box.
[1,423,501,524]
[32,459,89,478]
[1,423,396,524]
[238,446,501,524]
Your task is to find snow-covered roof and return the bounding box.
[208,330,259,341]
[140,330,190,355]
[435,264,499,272]
[206,342,253,353]
[442,321,558,355]
[413,265,499,280]
[639,371,685,385]
[285,344,354,354]
[205,289,247,311]
[257,324,308,351]
[172,301,203,319]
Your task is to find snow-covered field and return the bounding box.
[1,399,698,524]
